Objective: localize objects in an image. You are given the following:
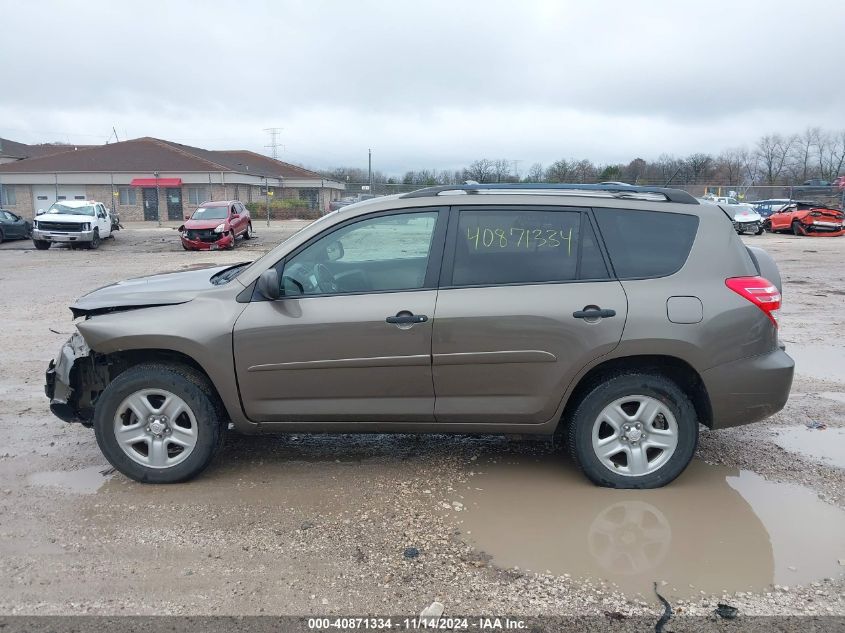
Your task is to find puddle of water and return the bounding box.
[28,465,113,495]
[455,458,845,598]
[787,344,845,383]
[771,426,845,469]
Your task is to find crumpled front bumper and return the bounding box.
[180,232,233,250]
[45,332,92,423]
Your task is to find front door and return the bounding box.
[432,206,627,424]
[142,188,158,221]
[233,209,446,423]
[166,188,183,220]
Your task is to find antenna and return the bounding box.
[264,127,283,159]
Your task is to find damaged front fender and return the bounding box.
[45,332,108,425]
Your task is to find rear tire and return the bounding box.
[567,372,698,489]
[93,363,224,483]
[791,220,803,236]
[33,240,50,250]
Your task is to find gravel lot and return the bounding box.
[0,223,843,623]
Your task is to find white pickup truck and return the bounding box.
[32,200,117,250]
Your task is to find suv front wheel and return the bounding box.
[93,364,224,483]
[567,373,698,489]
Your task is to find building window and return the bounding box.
[118,187,137,206]
[0,185,16,206]
[186,186,209,205]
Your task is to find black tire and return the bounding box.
[566,372,698,489]
[0,228,4,243]
[791,220,803,236]
[755,225,764,235]
[33,239,51,250]
[93,363,224,483]
[242,223,253,240]
[87,229,100,250]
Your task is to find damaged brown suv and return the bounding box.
[45,184,794,488]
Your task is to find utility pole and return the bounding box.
[154,171,161,227]
[264,127,283,159]
[368,149,373,194]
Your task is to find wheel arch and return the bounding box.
[559,354,713,431]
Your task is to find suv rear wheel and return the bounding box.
[567,372,698,489]
[93,364,224,483]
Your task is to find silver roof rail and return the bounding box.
[400,183,699,204]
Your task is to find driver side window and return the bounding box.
[281,211,439,297]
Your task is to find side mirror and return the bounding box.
[257,269,280,300]
[36,209,45,216]
[184,215,191,220]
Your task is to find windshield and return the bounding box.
[191,206,228,220]
[47,203,95,216]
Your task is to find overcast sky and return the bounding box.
[1,0,842,175]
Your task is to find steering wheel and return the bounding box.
[314,263,339,293]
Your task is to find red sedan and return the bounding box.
[765,201,844,237]
[179,200,253,250]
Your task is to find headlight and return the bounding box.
[214,223,226,233]
[81,223,91,231]
[33,220,38,229]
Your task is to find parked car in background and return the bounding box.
[179,200,252,251]
[329,196,357,211]
[749,199,793,218]
[833,175,845,190]
[45,183,793,489]
[32,200,113,250]
[789,179,833,196]
[730,204,764,235]
[765,201,844,236]
[0,208,32,242]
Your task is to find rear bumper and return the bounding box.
[181,233,233,250]
[702,348,794,429]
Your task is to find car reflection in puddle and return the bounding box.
[454,458,845,598]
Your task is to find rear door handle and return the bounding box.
[386,313,428,324]
[573,308,616,319]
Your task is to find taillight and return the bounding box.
[725,276,781,327]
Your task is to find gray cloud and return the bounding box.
[1,0,843,174]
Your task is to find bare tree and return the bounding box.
[684,153,714,184]
[715,149,745,185]
[525,162,544,182]
[491,159,512,183]
[463,159,495,183]
[755,134,797,185]
[544,159,575,183]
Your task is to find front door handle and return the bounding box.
[573,307,616,319]
[386,312,428,325]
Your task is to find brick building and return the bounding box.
[0,137,344,220]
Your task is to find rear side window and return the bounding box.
[593,208,699,279]
[450,208,608,286]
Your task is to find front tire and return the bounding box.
[567,373,698,489]
[93,364,224,483]
[242,223,253,240]
[791,220,804,236]
[87,229,100,249]
[33,239,51,250]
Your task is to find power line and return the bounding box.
[264,127,283,159]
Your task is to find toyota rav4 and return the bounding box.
[44,184,794,488]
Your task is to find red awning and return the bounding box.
[130,178,182,187]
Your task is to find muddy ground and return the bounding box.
[0,224,843,621]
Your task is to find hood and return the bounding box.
[38,213,94,224]
[69,264,233,318]
[733,209,762,222]
[183,218,227,230]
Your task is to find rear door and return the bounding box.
[233,208,447,423]
[432,206,627,424]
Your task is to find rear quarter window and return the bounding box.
[593,208,699,279]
